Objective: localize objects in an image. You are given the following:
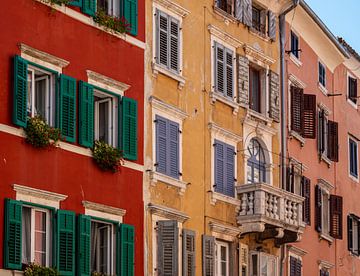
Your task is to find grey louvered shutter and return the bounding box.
[215,42,225,94]
[202,235,215,276]
[170,17,180,73]
[268,10,276,40]
[269,70,280,122]
[235,0,244,21]
[289,256,296,276]
[214,140,224,194]
[260,9,266,34]
[157,220,178,276]
[225,144,235,197]
[182,229,195,276]
[348,215,354,253]
[156,115,168,174]
[225,48,234,98]
[242,0,252,27]
[169,121,180,179]
[157,10,169,68]
[237,55,249,105]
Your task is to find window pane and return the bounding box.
[22,207,31,264]
[252,254,258,276]
[250,68,261,113]
[91,221,113,274]
[34,211,47,266]
[99,101,110,144]
[35,77,47,120]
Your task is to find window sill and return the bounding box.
[319,153,332,167]
[289,53,302,67]
[152,62,185,89]
[349,173,359,183]
[249,28,270,42]
[150,171,188,195]
[318,82,328,95]
[213,6,237,24]
[289,130,305,146]
[210,191,240,209]
[246,109,273,125]
[347,98,358,109]
[0,270,23,275]
[319,232,334,244]
[210,92,239,115]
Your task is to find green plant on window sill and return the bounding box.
[24,116,61,149]
[24,263,60,276]
[92,140,124,172]
[93,9,131,35]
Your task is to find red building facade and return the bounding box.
[0,0,144,275]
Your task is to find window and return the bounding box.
[155,9,180,74]
[318,62,326,87]
[214,140,235,197]
[289,255,302,276]
[320,268,330,276]
[155,115,180,179]
[318,109,339,162]
[97,0,120,17]
[249,67,261,113]
[348,214,360,255]
[290,31,299,59]
[214,42,234,99]
[215,240,230,276]
[250,252,277,276]
[215,0,233,15]
[252,6,266,34]
[349,137,358,178]
[247,138,266,184]
[348,75,358,104]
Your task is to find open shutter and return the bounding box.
[268,10,276,40]
[260,9,266,34]
[155,115,168,174]
[13,55,28,128]
[79,81,94,148]
[121,97,138,160]
[303,94,316,138]
[290,86,304,134]
[69,0,81,7]
[169,17,180,73]
[58,74,77,143]
[182,229,195,276]
[348,215,354,253]
[315,185,322,232]
[234,0,244,21]
[330,195,343,239]
[214,140,224,194]
[225,144,235,197]
[242,0,252,27]
[237,55,249,105]
[123,0,138,36]
[215,42,225,94]
[57,210,75,276]
[157,11,169,67]
[81,0,96,16]
[225,48,234,98]
[168,121,180,179]
[269,70,280,122]
[328,120,339,162]
[77,214,91,276]
[4,199,22,270]
[301,176,311,225]
[157,220,178,276]
[318,110,325,154]
[118,224,135,276]
[202,235,215,276]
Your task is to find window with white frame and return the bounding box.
[289,255,302,276]
[22,206,51,266]
[349,137,358,178]
[247,138,267,184]
[97,0,121,17]
[27,65,55,126]
[215,240,230,276]
[290,31,300,59]
[215,0,234,15]
[251,4,266,35]
[250,252,277,276]
[348,75,358,104]
[318,62,326,88]
[348,214,360,256]
[249,64,267,114]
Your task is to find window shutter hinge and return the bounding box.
[154,163,159,166]
[178,129,182,134]
[154,119,158,123]
[213,143,216,147]
[179,172,182,176]
[234,178,237,182]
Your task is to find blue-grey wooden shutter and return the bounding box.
[348,215,354,254]
[157,220,178,276]
[182,229,195,276]
[156,115,168,174]
[235,0,244,22]
[268,10,276,40]
[169,17,180,73]
[237,54,249,105]
[202,235,215,276]
[242,0,252,27]
[79,81,94,148]
[157,10,169,68]
[77,214,91,276]
[168,121,180,179]
[214,140,225,194]
[269,70,280,122]
[13,55,28,128]
[215,42,225,94]
[225,144,235,197]
[225,48,234,98]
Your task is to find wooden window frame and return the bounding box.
[251,5,266,34]
[215,240,230,276]
[215,0,234,16]
[318,61,326,88]
[349,137,359,179]
[249,66,262,113]
[250,251,277,276]
[290,31,300,59]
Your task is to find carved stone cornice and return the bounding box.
[287,245,308,257]
[243,44,275,65]
[82,201,126,217]
[208,122,242,143]
[208,24,243,48]
[153,0,190,17]
[209,221,241,237]
[13,184,67,202]
[86,70,130,95]
[150,96,188,120]
[148,203,189,223]
[288,73,306,89]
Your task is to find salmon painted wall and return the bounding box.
[0,0,144,273]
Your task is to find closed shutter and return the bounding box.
[269,70,280,122]
[77,214,91,276]
[229,242,238,276]
[155,116,168,174]
[234,0,244,21]
[215,140,235,197]
[81,0,96,16]
[157,10,169,68]
[268,10,276,40]
[118,224,135,276]
[214,140,225,194]
[328,120,339,162]
[315,185,322,232]
[225,144,235,197]
[318,110,325,154]
[4,199,22,270]
[169,17,180,73]
[295,258,302,276]
[289,256,296,276]
[182,229,195,276]
[58,74,77,143]
[301,176,311,225]
[121,97,138,160]
[225,48,234,98]
[303,94,316,138]
[157,220,178,276]
[348,215,354,253]
[169,121,180,179]
[237,55,249,105]
[69,0,81,7]
[330,195,343,239]
[202,235,215,276]
[242,0,252,27]
[123,0,138,36]
[57,210,75,276]
[215,42,225,94]
[79,81,94,148]
[13,55,28,128]
[290,86,304,134]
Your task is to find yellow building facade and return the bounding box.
[143,0,304,275]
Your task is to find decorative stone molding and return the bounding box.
[82,200,126,217]
[318,259,335,270]
[210,191,241,211]
[289,157,308,173]
[318,82,328,95]
[153,0,190,17]
[150,96,188,121]
[288,73,306,89]
[152,63,186,89]
[210,92,239,115]
[149,171,188,195]
[289,130,305,147]
[14,184,67,205]
[317,178,334,192]
[287,245,308,257]
[242,114,277,136]
[148,203,189,223]
[289,53,303,67]
[210,221,241,236]
[318,102,331,116]
[208,24,243,48]
[243,44,275,66]
[208,123,242,143]
[86,70,130,96]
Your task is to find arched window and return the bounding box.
[247,138,267,184]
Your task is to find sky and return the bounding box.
[304,0,360,54]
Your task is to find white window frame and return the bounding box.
[214,0,235,17]
[96,0,120,17]
[289,29,302,67]
[317,179,334,242]
[348,135,359,182]
[347,71,358,109]
[288,251,302,276]
[250,251,277,276]
[318,105,332,166]
[318,60,328,95]
[248,62,268,116]
[215,240,230,276]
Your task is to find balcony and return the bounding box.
[236,183,305,244]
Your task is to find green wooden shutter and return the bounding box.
[4,198,22,270]
[121,97,138,160]
[58,74,77,143]
[117,224,135,276]
[79,81,94,148]
[13,55,28,128]
[77,214,91,276]
[57,210,76,276]
[81,0,96,16]
[69,0,81,7]
[123,0,138,36]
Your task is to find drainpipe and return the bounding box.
[279,1,299,276]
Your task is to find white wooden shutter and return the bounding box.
[169,17,180,73]
[225,48,234,98]
[215,42,225,94]
[157,10,169,67]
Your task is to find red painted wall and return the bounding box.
[0,0,144,274]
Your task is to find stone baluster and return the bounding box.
[268,194,274,218]
[273,196,279,219]
[240,193,248,215]
[292,202,298,226]
[265,193,270,216]
[248,192,254,215]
